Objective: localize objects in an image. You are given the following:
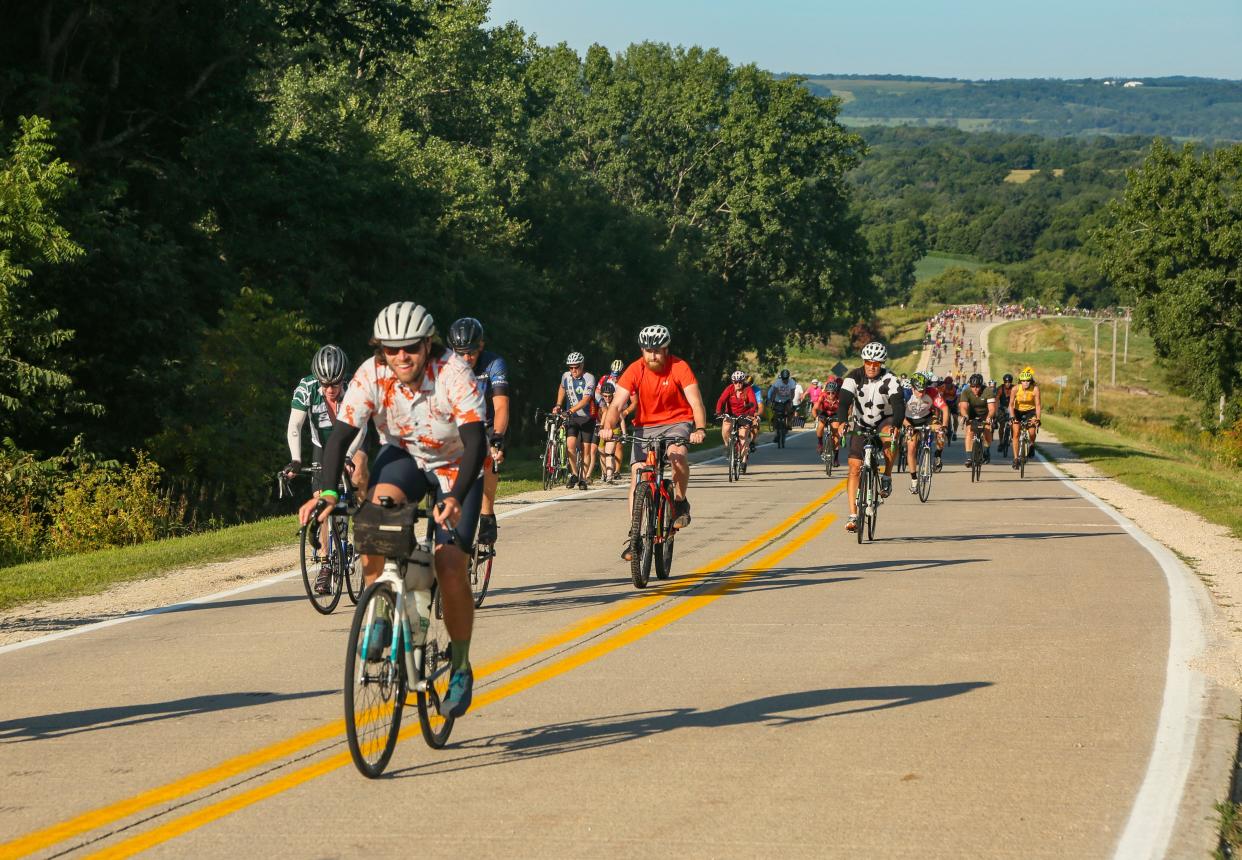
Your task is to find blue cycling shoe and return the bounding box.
[443,665,474,717]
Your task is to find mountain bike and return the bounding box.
[622,431,689,588]
[1014,416,1039,478]
[718,414,751,482]
[846,423,885,544]
[967,418,988,483]
[343,497,457,778]
[913,424,937,503]
[537,410,569,490]
[278,464,361,614]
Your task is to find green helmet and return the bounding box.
[910,372,929,391]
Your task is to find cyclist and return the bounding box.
[299,301,486,719]
[747,373,764,448]
[1009,367,1042,468]
[553,352,597,490]
[768,369,797,435]
[447,317,509,546]
[805,378,823,416]
[832,341,904,532]
[940,374,960,440]
[601,324,708,561]
[959,372,997,466]
[597,380,625,483]
[284,344,368,595]
[994,373,1015,456]
[902,371,948,491]
[814,378,842,465]
[715,370,759,470]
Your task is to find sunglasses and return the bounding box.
[454,347,481,357]
[382,341,423,356]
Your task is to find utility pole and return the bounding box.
[1111,316,1118,386]
[1117,305,1133,365]
[1090,317,1110,410]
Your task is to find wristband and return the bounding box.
[319,489,339,500]
[694,427,705,433]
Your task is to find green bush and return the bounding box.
[0,440,63,566]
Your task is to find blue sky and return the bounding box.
[485,0,1242,80]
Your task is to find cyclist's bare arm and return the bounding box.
[601,385,633,436]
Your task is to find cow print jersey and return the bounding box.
[834,366,905,428]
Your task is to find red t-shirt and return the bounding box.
[617,355,698,426]
[715,384,758,417]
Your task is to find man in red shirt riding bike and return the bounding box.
[600,324,708,562]
[715,370,758,470]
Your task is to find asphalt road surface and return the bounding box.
[0,336,1230,858]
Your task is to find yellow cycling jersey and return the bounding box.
[1012,385,1038,411]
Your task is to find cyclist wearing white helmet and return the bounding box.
[601,324,708,561]
[299,301,486,719]
[284,344,368,595]
[553,351,598,489]
[832,341,905,532]
[715,370,759,470]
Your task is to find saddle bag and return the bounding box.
[352,500,418,559]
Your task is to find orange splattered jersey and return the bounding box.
[339,351,486,473]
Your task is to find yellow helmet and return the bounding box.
[1019,367,1034,382]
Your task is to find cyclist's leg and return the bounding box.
[845,432,865,517]
[739,420,751,461]
[721,417,732,448]
[311,444,332,552]
[905,422,918,477]
[582,423,598,482]
[565,422,581,481]
[666,423,694,500]
[358,445,422,586]
[878,421,896,476]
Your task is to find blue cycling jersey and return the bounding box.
[473,350,510,425]
[560,371,596,418]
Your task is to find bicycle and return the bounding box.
[718,414,752,483]
[845,423,886,544]
[468,459,497,609]
[820,425,839,477]
[537,410,569,490]
[967,418,988,483]
[278,464,361,614]
[1014,416,1039,478]
[771,403,791,448]
[343,496,458,777]
[621,431,689,588]
[913,424,938,503]
[995,412,1012,457]
[893,425,909,475]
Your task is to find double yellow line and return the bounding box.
[2,481,843,859]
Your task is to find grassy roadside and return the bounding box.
[0,456,547,613]
[988,318,1242,540]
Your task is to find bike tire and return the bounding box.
[344,582,404,778]
[917,446,932,503]
[655,481,675,580]
[470,542,494,609]
[629,487,655,589]
[417,584,456,748]
[727,443,736,483]
[339,518,362,605]
[1019,437,1027,479]
[866,472,878,541]
[855,469,868,545]
[301,525,343,615]
[542,436,555,490]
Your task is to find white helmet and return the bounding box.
[730,370,746,383]
[860,341,888,362]
[610,359,624,373]
[638,324,671,349]
[566,351,585,366]
[811,378,820,386]
[374,301,434,346]
[311,344,349,385]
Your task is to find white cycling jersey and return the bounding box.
[768,378,797,404]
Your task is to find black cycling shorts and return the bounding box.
[369,444,483,549]
[565,415,597,444]
[847,418,896,460]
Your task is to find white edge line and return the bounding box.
[1,438,793,655]
[1033,451,1208,860]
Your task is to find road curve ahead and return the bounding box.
[0,403,1217,857]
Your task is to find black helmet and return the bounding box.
[600,380,616,396]
[968,373,984,387]
[779,369,791,381]
[1002,373,1014,383]
[447,317,484,352]
[311,344,348,386]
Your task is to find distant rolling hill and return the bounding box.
[780,75,1242,140]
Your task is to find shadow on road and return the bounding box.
[388,682,991,779]
[881,531,1115,543]
[0,594,304,636]
[0,689,336,742]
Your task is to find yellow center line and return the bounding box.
[0,480,844,860]
[86,507,839,859]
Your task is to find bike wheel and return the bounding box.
[854,470,868,545]
[917,447,932,503]
[866,473,879,541]
[727,443,736,483]
[655,482,675,580]
[1019,437,1027,478]
[542,436,555,490]
[301,525,342,614]
[470,541,494,609]
[339,518,362,605]
[416,583,456,748]
[629,487,656,589]
[344,582,405,778]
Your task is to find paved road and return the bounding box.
[0,341,1223,858]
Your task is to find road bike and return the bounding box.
[820,425,839,477]
[995,412,1012,457]
[1014,416,1039,478]
[343,497,458,777]
[278,464,361,614]
[893,425,909,475]
[537,410,570,490]
[967,418,988,483]
[912,423,938,503]
[718,414,752,482]
[468,458,497,609]
[621,431,688,588]
[771,403,791,448]
[846,423,886,544]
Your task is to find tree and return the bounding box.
[1097,140,1242,408]
[0,117,90,444]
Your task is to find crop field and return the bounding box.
[914,251,987,282]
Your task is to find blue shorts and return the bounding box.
[370,445,483,549]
